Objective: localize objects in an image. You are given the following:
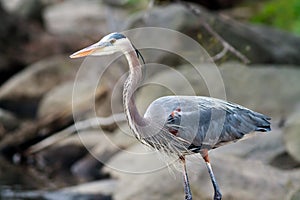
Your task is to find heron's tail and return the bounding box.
[220,107,272,144]
[252,112,271,132]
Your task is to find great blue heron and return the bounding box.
[70,32,271,200]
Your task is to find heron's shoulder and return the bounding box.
[143,96,224,117]
[144,95,258,119]
[147,95,234,108]
[149,95,211,104]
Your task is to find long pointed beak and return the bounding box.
[70,43,103,58]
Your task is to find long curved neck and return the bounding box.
[123,46,146,140]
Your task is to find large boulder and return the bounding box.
[44,0,107,36]
[34,131,106,177]
[6,0,44,23]
[220,63,300,117]
[0,56,81,118]
[124,3,300,65]
[0,54,127,159]
[30,122,135,182]
[103,141,300,200]
[37,80,108,119]
[37,56,128,120]
[136,63,300,118]
[70,125,136,180]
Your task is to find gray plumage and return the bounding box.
[143,96,270,155]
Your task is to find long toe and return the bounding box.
[214,192,222,200]
[185,194,192,200]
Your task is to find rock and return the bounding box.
[211,15,300,64]
[54,130,108,149]
[38,53,131,120]
[44,1,107,36]
[34,143,87,184]
[220,63,300,117]
[103,143,300,200]
[283,108,300,163]
[0,3,28,85]
[0,56,81,118]
[14,0,44,23]
[103,143,172,179]
[136,64,209,113]
[269,151,300,170]
[0,55,127,158]
[0,1,90,65]
[71,153,107,181]
[37,80,108,119]
[214,126,284,164]
[212,121,298,170]
[82,124,137,163]
[136,63,300,118]
[0,108,20,136]
[68,131,119,181]
[186,154,300,200]
[1,0,22,12]
[105,151,184,200]
[107,123,138,149]
[125,3,300,65]
[33,124,135,181]
[71,124,137,180]
[125,4,200,32]
[32,130,104,182]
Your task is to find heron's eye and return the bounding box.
[110,39,116,44]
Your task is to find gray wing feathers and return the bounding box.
[218,108,271,146]
[159,96,271,149]
[145,96,271,152]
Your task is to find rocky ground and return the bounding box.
[0,0,300,200]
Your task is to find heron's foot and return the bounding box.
[213,191,222,200]
[185,194,192,200]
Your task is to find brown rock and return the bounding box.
[0,56,81,117]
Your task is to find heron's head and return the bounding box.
[70,32,130,58]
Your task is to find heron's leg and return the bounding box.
[180,156,193,200]
[202,153,222,200]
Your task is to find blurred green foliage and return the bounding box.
[251,0,300,35]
